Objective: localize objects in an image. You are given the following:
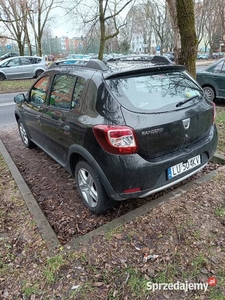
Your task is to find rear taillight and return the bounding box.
[212,102,216,124]
[93,125,138,154]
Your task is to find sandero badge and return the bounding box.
[13,57,218,214]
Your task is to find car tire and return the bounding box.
[203,86,215,102]
[75,160,115,214]
[0,73,6,81]
[35,70,44,78]
[18,119,35,149]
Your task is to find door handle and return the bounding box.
[63,125,70,132]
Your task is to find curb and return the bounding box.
[1,137,225,250]
[0,139,60,251]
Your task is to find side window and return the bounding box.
[71,77,86,109]
[82,80,98,117]
[7,58,20,67]
[21,58,32,65]
[212,61,223,73]
[30,76,49,105]
[221,62,225,73]
[50,74,76,109]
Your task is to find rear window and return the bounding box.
[105,70,203,112]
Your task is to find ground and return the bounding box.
[0,126,225,299]
[0,126,221,245]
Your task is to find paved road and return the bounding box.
[0,92,18,128]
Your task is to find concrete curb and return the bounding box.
[1,137,225,250]
[0,139,60,251]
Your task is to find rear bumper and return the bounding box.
[92,125,218,201]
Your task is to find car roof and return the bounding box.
[46,57,186,81]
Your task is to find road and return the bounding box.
[0,92,18,129]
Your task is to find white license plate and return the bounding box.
[167,155,201,180]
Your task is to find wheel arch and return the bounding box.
[201,84,217,95]
[0,72,6,80]
[34,69,44,78]
[66,145,117,199]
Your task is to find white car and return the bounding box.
[0,56,48,80]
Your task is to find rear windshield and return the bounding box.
[105,70,203,112]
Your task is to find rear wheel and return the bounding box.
[35,69,44,78]
[75,160,115,214]
[18,119,35,149]
[203,86,215,102]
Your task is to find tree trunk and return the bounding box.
[98,0,105,61]
[166,0,181,64]
[176,0,197,77]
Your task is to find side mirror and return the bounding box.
[14,93,26,104]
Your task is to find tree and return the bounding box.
[0,0,59,56]
[68,0,132,60]
[167,0,197,77]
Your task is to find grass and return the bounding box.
[43,254,65,284]
[215,107,225,156]
[0,79,35,93]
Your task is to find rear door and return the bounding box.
[20,57,35,78]
[41,73,86,164]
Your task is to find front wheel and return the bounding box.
[203,86,215,102]
[18,119,35,149]
[75,160,115,214]
[0,73,6,81]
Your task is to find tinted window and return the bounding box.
[30,76,49,105]
[71,77,85,109]
[106,71,203,112]
[21,57,33,65]
[50,74,76,109]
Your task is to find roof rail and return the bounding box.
[84,59,108,71]
[51,59,108,71]
[106,54,173,65]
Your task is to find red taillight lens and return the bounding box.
[212,102,216,124]
[93,125,138,154]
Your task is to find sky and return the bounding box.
[50,0,133,38]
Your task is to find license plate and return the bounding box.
[167,155,201,180]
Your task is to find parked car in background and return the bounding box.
[14,58,218,214]
[164,52,175,61]
[48,58,90,69]
[211,52,224,59]
[196,57,225,102]
[0,56,48,80]
[0,52,19,60]
[197,53,209,60]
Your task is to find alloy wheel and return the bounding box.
[77,167,98,208]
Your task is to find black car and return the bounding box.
[14,58,218,214]
[0,52,19,60]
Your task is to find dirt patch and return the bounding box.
[0,125,221,245]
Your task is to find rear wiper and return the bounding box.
[176,95,200,107]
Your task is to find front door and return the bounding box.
[22,75,50,147]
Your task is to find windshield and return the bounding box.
[105,70,203,112]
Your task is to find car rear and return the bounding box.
[91,64,218,200]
